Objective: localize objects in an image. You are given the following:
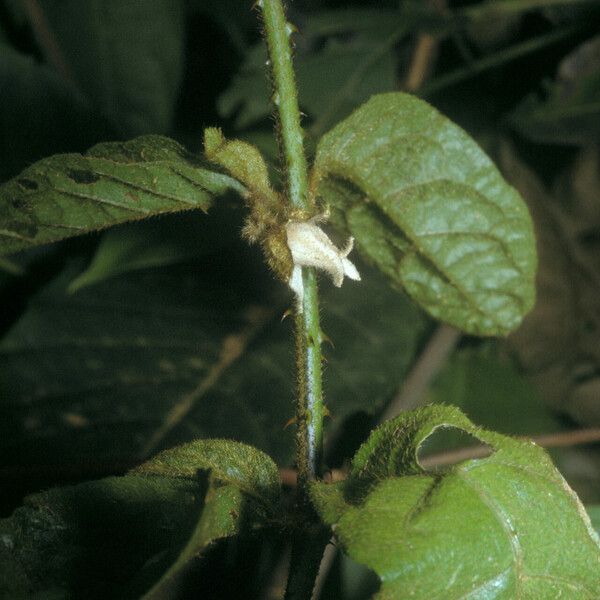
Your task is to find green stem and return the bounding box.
[260,0,325,490]
[260,0,309,211]
[260,1,326,598]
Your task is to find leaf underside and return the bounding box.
[313,92,537,336]
[0,439,280,599]
[311,405,600,599]
[0,135,242,256]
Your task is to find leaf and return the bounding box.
[0,260,426,474]
[311,405,600,599]
[0,439,280,599]
[38,0,185,135]
[313,92,537,336]
[135,439,281,599]
[427,346,563,439]
[218,9,405,134]
[588,506,600,534]
[0,135,243,257]
[510,34,600,145]
[0,40,112,180]
[67,208,239,292]
[499,142,600,425]
[134,438,281,509]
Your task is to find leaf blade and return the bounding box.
[38,0,186,135]
[313,92,537,336]
[311,406,600,599]
[0,135,243,256]
[0,439,280,599]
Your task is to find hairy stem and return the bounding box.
[260,1,326,598]
[260,0,324,490]
[260,0,309,211]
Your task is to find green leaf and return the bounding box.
[218,9,405,134]
[133,438,281,509]
[0,135,243,257]
[510,35,600,145]
[427,345,563,438]
[38,0,185,135]
[0,439,280,599]
[311,405,600,599]
[588,505,600,534]
[0,262,426,471]
[68,208,239,292]
[0,40,112,180]
[135,439,281,599]
[313,92,537,336]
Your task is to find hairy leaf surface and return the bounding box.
[313,93,537,336]
[0,439,279,599]
[311,405,600,599]
[0,135,243,257]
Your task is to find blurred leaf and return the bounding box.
[218,9,406,135]
[511,35,600,145]
[427,345,563,438]
[0,135,243,257]
[186,0,255,54]
[588,505,600,533]
[0,438,279,599]
[0,40,112,180]
[0,258,426,472]
[422,26,578,97]
[311,405,600,599]
[500,142,600,427]
[68,208,239,292]
[0,256,24,276]
[464,0,599,19]
[38,0,185,136]
[314,92,537,336]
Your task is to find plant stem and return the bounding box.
[260,1,327,597]
[260,0,325,490]
[260,0,309,212]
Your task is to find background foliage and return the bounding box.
[1,0,600,598]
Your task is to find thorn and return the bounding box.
[323,406,332,419]
[283,416,297,429]
[281,308,293,322]
[321,330,334,349]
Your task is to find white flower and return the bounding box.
[286,217,361,312]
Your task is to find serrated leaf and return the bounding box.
[0,135,243,257]
[311,405,600,599]
[313,92,537,336]
[0,261,426,473]
[38,0,185,135]
[0,439,279,599]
